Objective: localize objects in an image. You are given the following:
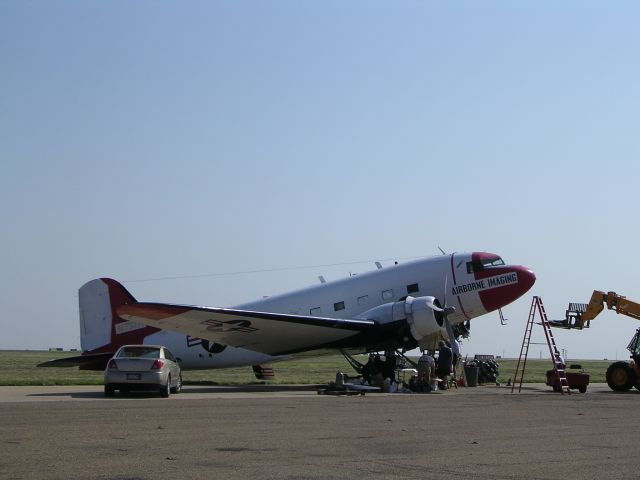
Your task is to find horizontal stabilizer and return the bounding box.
[37,352,114,371]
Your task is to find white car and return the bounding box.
[104,345,182,398]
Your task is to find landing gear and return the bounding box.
[340,349,413,386]
[170,374,182,394]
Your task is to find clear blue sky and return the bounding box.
[2,1,639,360]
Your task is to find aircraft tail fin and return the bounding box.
[79,278,159,354]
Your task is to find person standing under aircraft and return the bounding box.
[417,350,435,392]
[451,338,461,382]
[437,341,453,390]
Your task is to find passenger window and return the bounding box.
[310,307,321,316]
[357,295,369,306]
[334,301,345,312]
[382,289,394,301]
[164,349,176,362]
[407,283,419,294]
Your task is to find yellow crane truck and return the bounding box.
[555,291,640,391]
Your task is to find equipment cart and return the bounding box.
[546,365,589,393]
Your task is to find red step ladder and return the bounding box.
[511,296,571,395]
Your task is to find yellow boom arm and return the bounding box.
[581,291,640,323]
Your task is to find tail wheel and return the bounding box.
[171,374,182,394]
[606,362,635,391]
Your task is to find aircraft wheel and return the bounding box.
[171,374,182,394]
[578,385,587,393]
[160,375,171,398]
[606,362,635,392]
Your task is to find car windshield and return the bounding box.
[117,346,161,359]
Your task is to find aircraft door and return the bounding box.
[448,253,485,321]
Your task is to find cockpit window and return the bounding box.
[467,256,505,273]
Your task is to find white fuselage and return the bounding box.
[142,254,490,369]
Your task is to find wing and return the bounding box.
[117,303,376,356]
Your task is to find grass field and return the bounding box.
[0,350,613,386]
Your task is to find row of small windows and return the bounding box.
[309,283,420,316]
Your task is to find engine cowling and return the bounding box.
[355,296,450,350]
[404,296,448,342]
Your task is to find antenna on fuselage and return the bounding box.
[375,262,382,269]
[438,246,447,255]
[318,275,326,284]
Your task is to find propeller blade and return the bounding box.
[444,317,462,356]
[442,275,455,316]
[444,275,448,309]
[425,297,444,312]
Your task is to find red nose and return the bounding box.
[477,265,536,312]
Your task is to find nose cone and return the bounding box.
[517,266,536,293]
[477,265,536,313]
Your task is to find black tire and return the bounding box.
[104,384,115,397]
[578,385,587,393]
[606,362,635,392]
[171,374,182,394]
[160,375,171,398]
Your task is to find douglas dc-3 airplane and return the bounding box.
[40,252,535,377]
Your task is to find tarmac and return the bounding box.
[1,383,638,479]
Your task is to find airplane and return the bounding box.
[39,252,535,378]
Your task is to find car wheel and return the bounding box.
[171,374,182,394]
[104,384,115,397]
[160,375,171,398]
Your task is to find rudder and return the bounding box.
[79,278,158,353]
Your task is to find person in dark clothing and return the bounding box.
[437,340,453,390]
[382,350,396,381]
[362,354,376,384]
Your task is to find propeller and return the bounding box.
[442,276,461,356]
[442,275,456,318]
[423,276,457,322]
[424,276,460,355]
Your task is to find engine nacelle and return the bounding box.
[355,296,450,350]
[405,296,448,342]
